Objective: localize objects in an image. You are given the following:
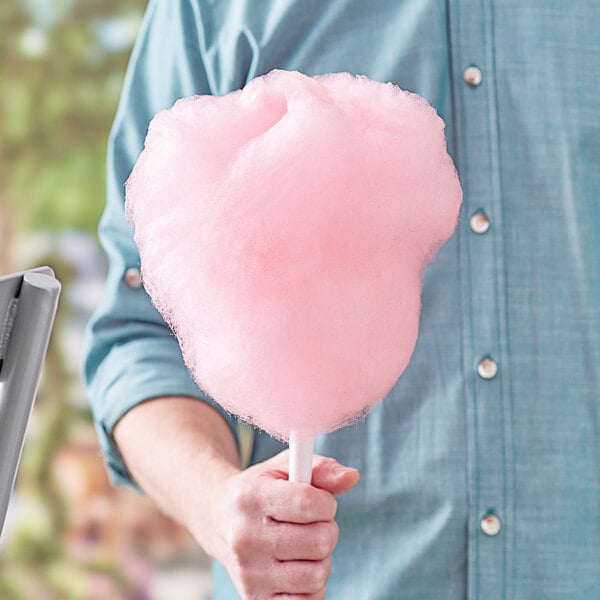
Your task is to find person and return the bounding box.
[83,1,600,598]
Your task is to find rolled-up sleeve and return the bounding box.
[82,0,239,488]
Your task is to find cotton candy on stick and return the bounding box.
[126,70,462,484]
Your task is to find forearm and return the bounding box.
[113,396,239,557]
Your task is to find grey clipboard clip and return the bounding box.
[0,267,61,537]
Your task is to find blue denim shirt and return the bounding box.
[83,1,600,598]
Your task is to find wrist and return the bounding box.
[112,396,240,558]
[183,456,240,561]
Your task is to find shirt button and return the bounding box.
[469,211,490,234]
[124,267,142,289]
[477,357,498,379]
[481,513,502,536]
[463,65,483,87]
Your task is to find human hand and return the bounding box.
[194,450,359,599]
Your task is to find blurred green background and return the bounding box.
[1,1,211,598]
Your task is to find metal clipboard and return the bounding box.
[0,267,61,536]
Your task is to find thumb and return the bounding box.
[310,455,360,494]
[256,450,360,493]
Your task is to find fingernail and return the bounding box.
[338,466,358,474]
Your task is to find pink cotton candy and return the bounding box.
[126,70,462,442]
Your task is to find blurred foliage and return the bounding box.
[1,0,146,241]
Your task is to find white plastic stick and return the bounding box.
[288,431,314,484]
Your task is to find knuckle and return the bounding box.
[321,493,337,521]
[329,520,340,548]
[311,558,331,591]
[313,528,331,558]
[292,558,331,594]
[230,479,254,514]
[328,496,338,520]
[295,487,314,519]
[299,558,331,594]
[313,455,332,470]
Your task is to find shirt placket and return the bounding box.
[447,1,515,599]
